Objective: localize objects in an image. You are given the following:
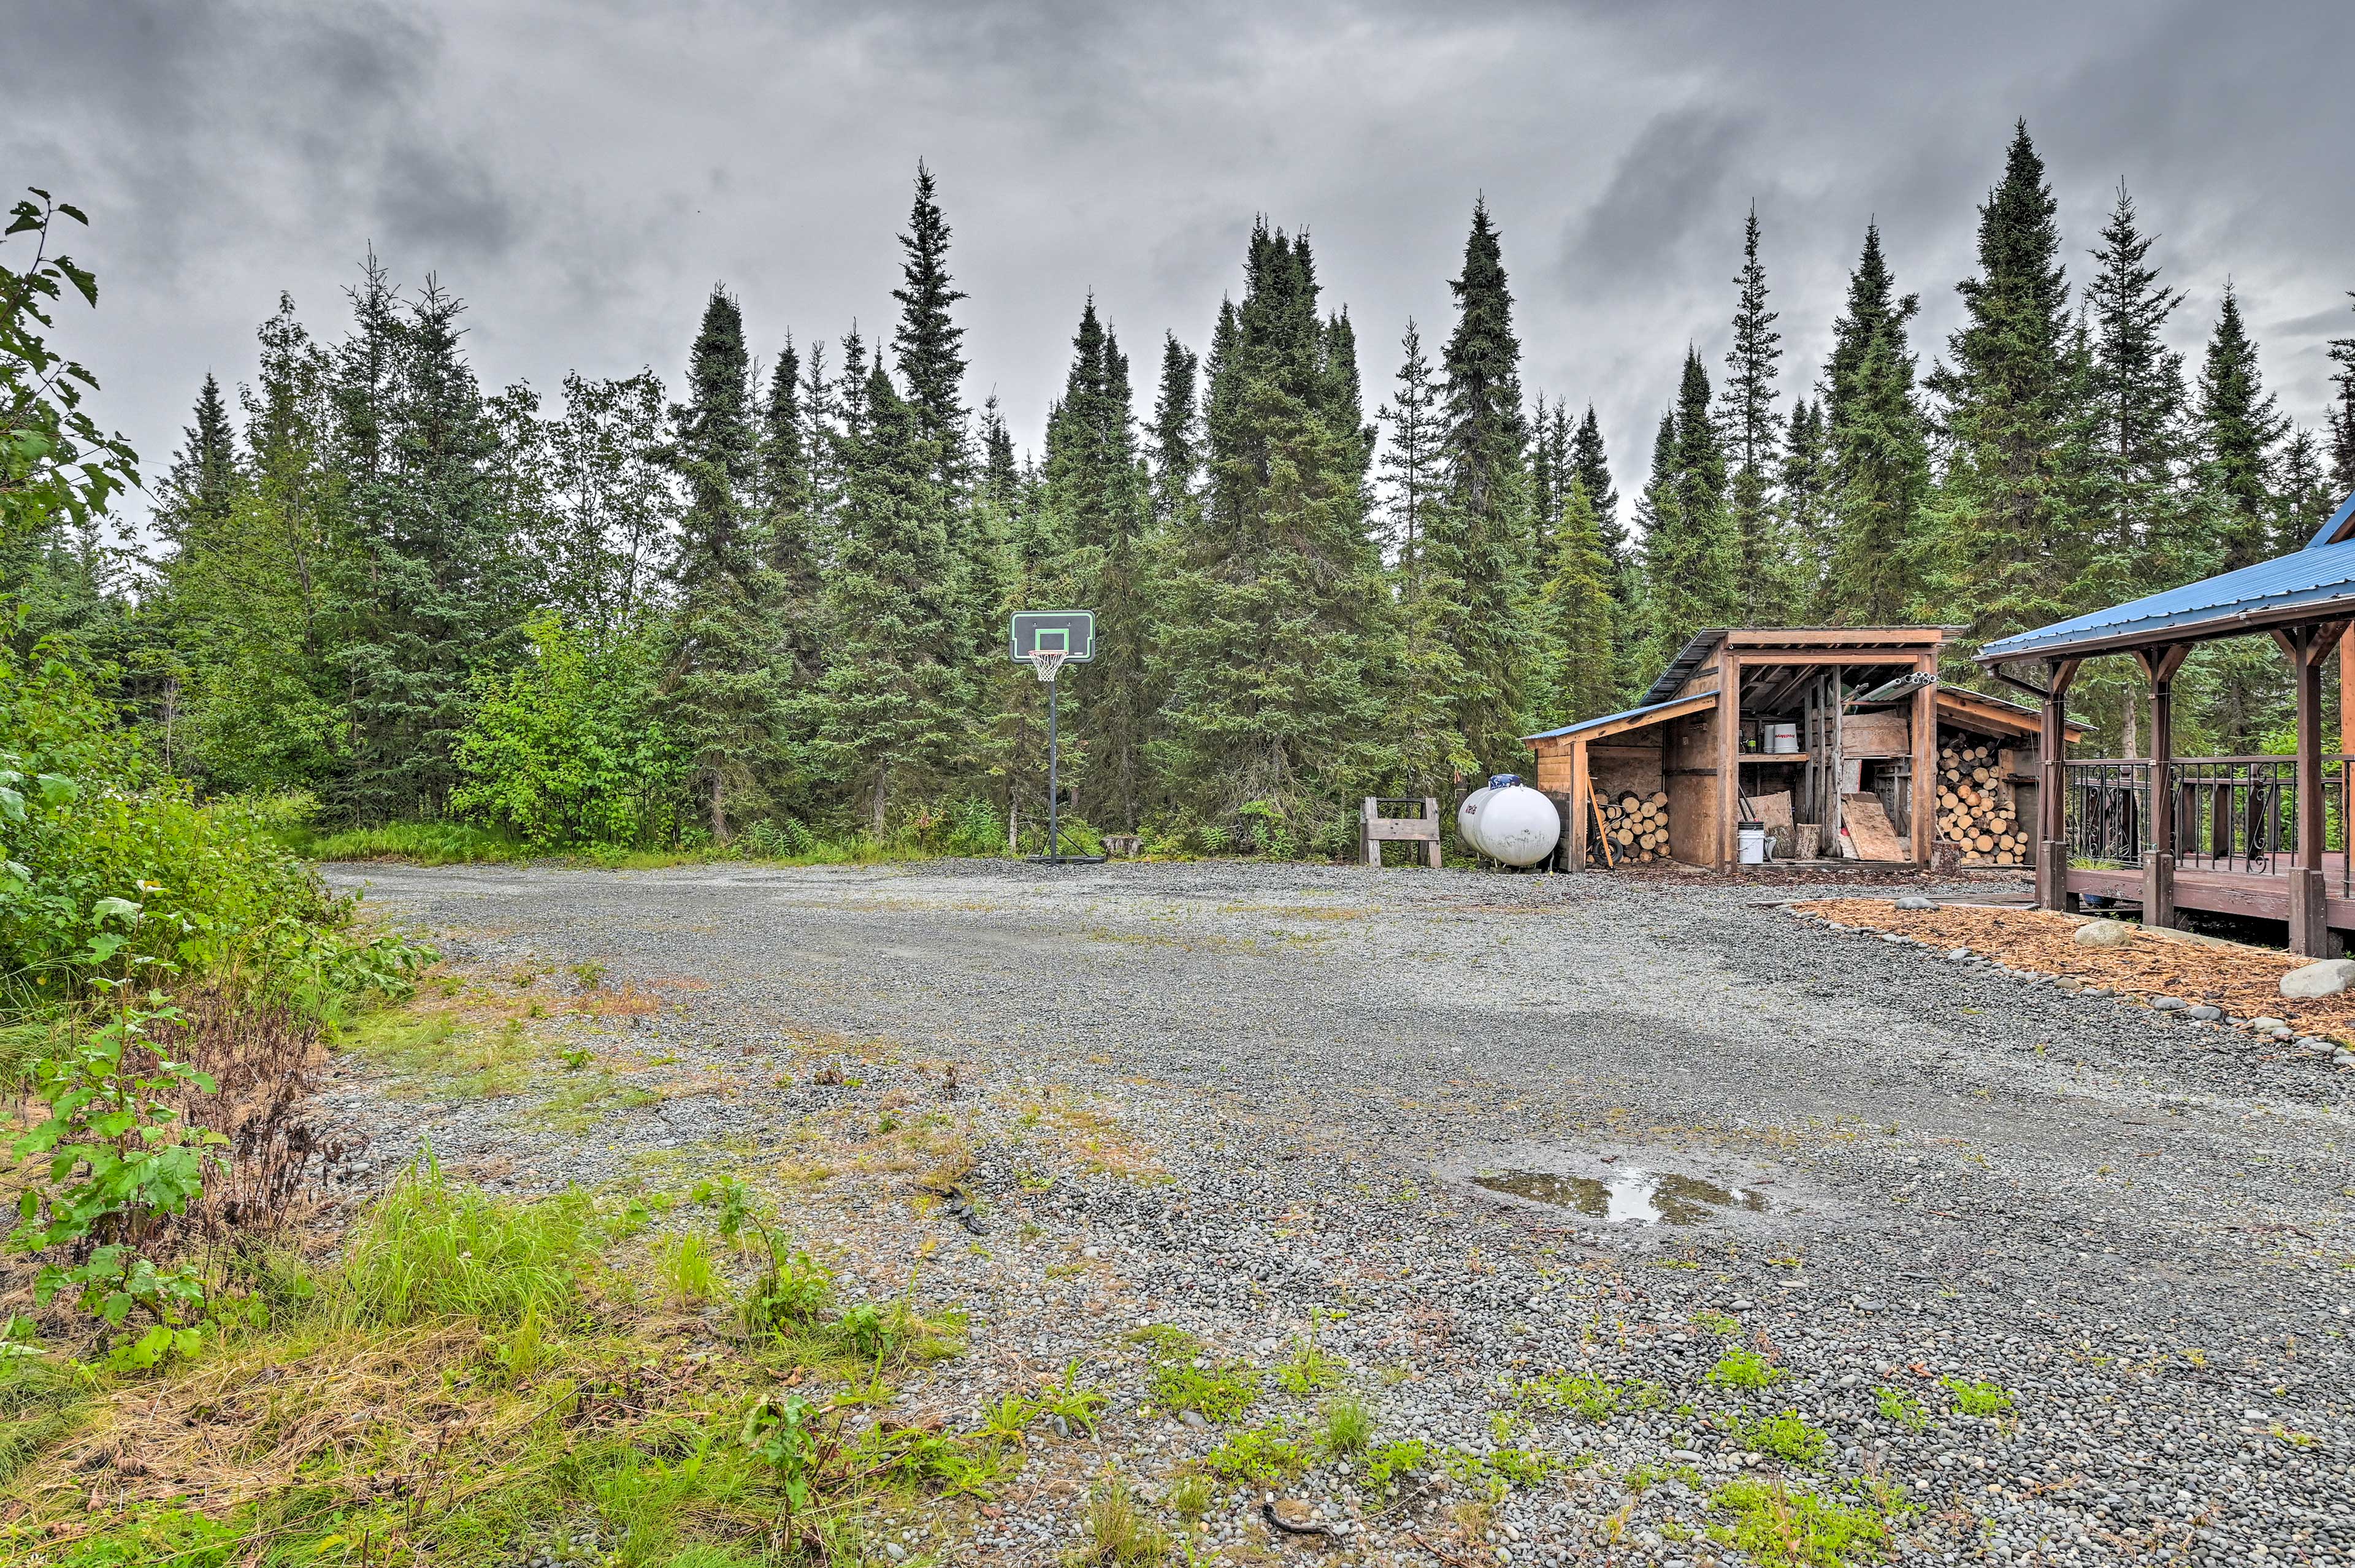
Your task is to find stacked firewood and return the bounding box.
[1596,791,1671,863]
[1936,737,2025,866]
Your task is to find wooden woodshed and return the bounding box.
[1523,628,2084,872]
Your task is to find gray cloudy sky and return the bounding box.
[10,0,2354,536]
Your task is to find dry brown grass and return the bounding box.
[1796,898,2355,1044]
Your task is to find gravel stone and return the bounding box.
[324,860,2355,1566]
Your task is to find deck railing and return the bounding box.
[2061,756,2353,892]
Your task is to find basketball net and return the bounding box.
[1030,649,1068,683]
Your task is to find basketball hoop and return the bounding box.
[1029,649,1068,683]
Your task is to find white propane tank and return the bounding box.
[1455,783,1498,858]
[1475,775,1563,867]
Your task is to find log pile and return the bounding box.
[1595,791,1671,863]
[1936,735,2025,866]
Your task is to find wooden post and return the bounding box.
[2342,630,2355,760]
[1564,741,1590,874]
[2139,643,2188,930]
[2038,658,2081,912]
[2289,626,2331,955]
[1909,652,1937,865]
[1423,797,1442,870]
[1717,657,1740,868]
[1361,798,1380,868]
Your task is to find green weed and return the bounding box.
[1320,1394,1374,1456]
[1940,1375,2015,1416]
[1163,1472,1214,1524]
[1734,1409,1831,1466]
[1066,1484,1173,1566]
[1707,1478,1908,1567]
[657,1233,724,1306]
[1202,1420,1313,1483]
[1150,1359,1262,1423]
[1706,1348,1789,1390]
[1361,1437,1430,1491]
[335,1160,597,1328]
[1874,1386,1930,1431]
[1275,1337,1347,1395]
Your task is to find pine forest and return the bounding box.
[17,123,2355,863]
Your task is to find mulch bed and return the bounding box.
[1792,897,2355,1046]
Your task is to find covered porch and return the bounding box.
[1977,492,2355,955]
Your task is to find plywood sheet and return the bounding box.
[1750,789,1795,859]
[1840,792,1907,861]
[1840,709,1910,759]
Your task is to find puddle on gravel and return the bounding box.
[1472,1168,1772,1225]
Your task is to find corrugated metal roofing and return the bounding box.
[2305,488,2355,550]
[1522,691,1714,743]
[1638,630,1725,706]
[1977,532,2355,665]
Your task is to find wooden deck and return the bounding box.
[2066,856,2355,933]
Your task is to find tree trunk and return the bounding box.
[871,767,889,837]
[709,765,729,845]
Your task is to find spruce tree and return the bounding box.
[890,161,969,494]
[1820,223,1929,625]
[760,337,822,691]
[661,285,785,842]
[1147,334,1201,530]
[1718,204,1788,622]
[1152,222,1392,840]
[1637,349,1733,668]
[1376,318,1442,591]
[328,268,528,823]
[1569,404,1622,568]
[1529,479,1617,725]
[1426,198,1534,771]
[2196,283,2289,570]
[1777,399,1832,612]
[2078,182,2196,612]
[1040,298,1154,828]
[804,366,962,831]
[157,373,239,548]
[2326,294,2355,500]
[1934,122,2076,641]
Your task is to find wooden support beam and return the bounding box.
[2037,657,2081,911]
[1566,740,1589,873]
[1718,656,1741,868]
[1910,650,1937,864]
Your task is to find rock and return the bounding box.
[1947,947,1973,960]
[2245,1017,2291,1036]
[1182,1409,1208,1429]
[1894,894,1939,911]
[2072,920,2132,948]
[2335,1049,2355,1068]
[2054,976,2083,993]
[2279,958,2355,999]
[2152,996,2187,1011]
[2186,1004,2223,1021]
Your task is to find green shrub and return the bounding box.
[1150,1359,1262,1422]
[291,818,531,866]
[1734,1409,1831,1466]
[1202,1420,1312,1483]
[450,613,686,850]
[1320,1394,1374,1455]
[1708,1478,1903,1567]
[1939,1375,2015,1417]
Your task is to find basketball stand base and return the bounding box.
[1025,854,1107,865]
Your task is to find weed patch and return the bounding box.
[1707,1478,1910,1567]
[1706,1347,1789,1390]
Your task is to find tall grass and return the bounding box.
[288,820,534,866]
[335,1158,599,1328]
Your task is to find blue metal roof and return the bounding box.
[2307,488,2355,551]
[1978,525,2355,665]
[1523,690,1715,743]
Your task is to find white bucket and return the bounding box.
[1737,825,1769,865]
[1767,722,1799,754]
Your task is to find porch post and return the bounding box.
[2038,658,2081,913]
[1564,739,1590,874]
[1717,657,1741,869]
[2290,626,2332,955]
[2140,644,2188,931]
[1910,652,1937,865]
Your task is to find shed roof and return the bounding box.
[1978,491,2355,665]
[1637,627,1955,706]
[1523,691,1715,743]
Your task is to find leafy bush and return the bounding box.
[451,613,686,849]
[290,817,531,866]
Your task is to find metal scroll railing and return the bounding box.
[2062,756,2353,892]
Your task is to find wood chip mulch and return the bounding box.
[1791,898,2355,1047]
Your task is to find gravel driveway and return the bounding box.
[323,858,2354,1567]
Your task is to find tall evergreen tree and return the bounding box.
[2327,293,2355,498]
[760,337,822,692]
[1147,334,1201,530]
[1777,398,1832,611]
[2078,182,2197,613]
[2196,283,2289,570]
[1569,404,1622,568]
[1637,348,1733,667]
[1820,223,1929,625]
[661,286,784,842]
[1528,479,1617,725]
[1426,199,1534,771]
[805,367,963,831]
[1152,223,1392,837]
[1719,203,1789,622]
[157,373,239,548]
[1376,319,1442,591]
[1933,122,2075,641]
[890,161,969,494]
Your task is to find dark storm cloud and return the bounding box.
[7,0,2355,545]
